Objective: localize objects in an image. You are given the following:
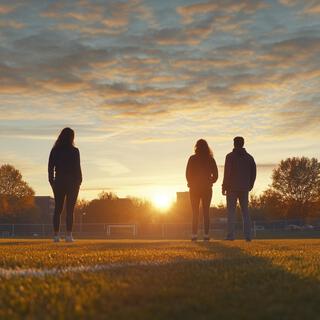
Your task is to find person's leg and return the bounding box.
[190,189,201,239]
[226,191,237,240]
[53,184,66,236]
[202,188,212,237]
[239,191,251,240]
[65,184,80,236]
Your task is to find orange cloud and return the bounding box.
[177,2,219,24]
[304,3,320,14]
[0,20,25,29]
[35,79,88,93]
[0,4,16,14]
[42,0,156,35]
[177,0,267,24]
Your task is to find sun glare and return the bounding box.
[152,194,173,211]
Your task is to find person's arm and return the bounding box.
[222,155,230,195]
[48,149,55,186]
[76,148,82,185]
[210,157,218,184]
[249,157,256,191]
[186,157,192,187]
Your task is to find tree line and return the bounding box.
[0,157,319,224]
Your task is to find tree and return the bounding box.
[98,191,118,200]
[0,164,35,220]
[252,189,285,220]
[74,199,90,224]
[270,157,320,219]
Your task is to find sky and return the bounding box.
[0,0,319,206]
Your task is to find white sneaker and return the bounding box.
[65,235,75,243]
[53,236,60,243]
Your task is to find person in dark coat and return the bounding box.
[222,136,256,241]
[48,127,82,242]
[186,139,218,241]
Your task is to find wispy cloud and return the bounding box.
[279,0,320,14]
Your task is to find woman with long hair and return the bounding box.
[48,127,82,242]
[186,139,218,241]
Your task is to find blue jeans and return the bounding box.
[226,191,251,240]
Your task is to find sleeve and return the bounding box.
[210,158,218,184]
[76,148,82,185]
[249,157,256,191]
[222,155,231,191]
[48,149,55,185]
[186,157,192,187]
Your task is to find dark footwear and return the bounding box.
[191,236,198,242]
[224,237,234,241]
[245,238,252,242]
[203,235,210,242]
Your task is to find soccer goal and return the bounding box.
[106,224,137,238]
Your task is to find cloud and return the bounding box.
[304,2,320,14]
[0,4,16,14]
[149,13,252,46]
[163,1,268,47]
[147,20,216,46]
[177,0,267,24]
[2,30,319,127]
[91,159,131,176]
[274,99,320,135]
[0,20,25,29]
[279,0,299,6]
[279,0,320,15]
[177,2,219,24]
[0,0,319,141]
[0,63,30,94]
[41,0,156,35]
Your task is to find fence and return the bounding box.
[0,223,194,239]
[252,219,320,238]
[1,219,320,239]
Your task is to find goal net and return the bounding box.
[106,224,137,238]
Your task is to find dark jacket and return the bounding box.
[48,146,82,186]
[186,154,218,190]
[222,148,256,192]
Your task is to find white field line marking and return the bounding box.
[0,259,214,279]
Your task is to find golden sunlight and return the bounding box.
[152,193,173,211]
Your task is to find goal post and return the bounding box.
[106,224,137,238]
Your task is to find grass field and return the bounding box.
[0,239,320,320]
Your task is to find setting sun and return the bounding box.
[152,194,173,211]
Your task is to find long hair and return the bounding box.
[54,127,75,148]
[194,139,213,158]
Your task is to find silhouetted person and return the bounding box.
[222,137,256,241]
[48,127,82,242]
[186,139,218,241]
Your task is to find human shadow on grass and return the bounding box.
[2,241,320,320]
[46,241,320,320]
[190,241,320,319]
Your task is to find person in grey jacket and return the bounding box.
[222,136,256,241]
